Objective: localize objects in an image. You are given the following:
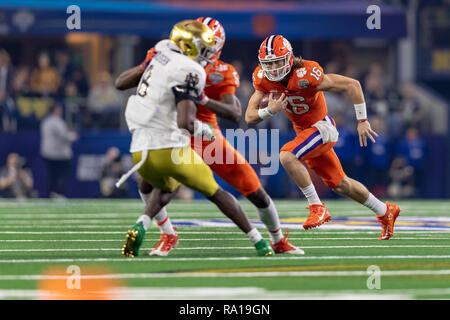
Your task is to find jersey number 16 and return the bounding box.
[285,95,310,115]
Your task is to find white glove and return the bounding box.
[193,120,215,141]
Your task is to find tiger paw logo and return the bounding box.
[282,38,292,51]
[296,68,306,78]
[257,69,264,79]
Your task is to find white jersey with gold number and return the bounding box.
[125,40,206,152]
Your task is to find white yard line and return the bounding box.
[0,230,449,235]
[1,255,450,264]
[1,245,450,252]
[1,237,449,242]
[6,286,450,300]
[1,269,450,281]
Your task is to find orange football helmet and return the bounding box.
[258,35,293,81]
[197,17,225,63]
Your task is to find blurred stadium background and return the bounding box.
[0,0,449,201]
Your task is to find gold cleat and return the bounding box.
[122,225,145,258]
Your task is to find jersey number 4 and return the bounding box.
[137,65,154,97]
[285,96,309,115]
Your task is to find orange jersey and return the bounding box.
[197,59,240,128]
[252,60,327,133]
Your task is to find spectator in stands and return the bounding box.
[40,104,78,198]
[100,147,128,198]
[0,153,34,199]
[364,74,389,118]
[30,52,61,96]
[386,103,405,141]
[396,127,426,196]
[12,66,31,95]
[55,50,74,89]
[69,68,89,96]
[0,49,15,132]
[86,71,122,128]
[399,82,431,133]
[365,115,390,198]
[64,81,85,129]
[387,156,415,199]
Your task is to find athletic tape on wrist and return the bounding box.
[258,107,274,120]
[354,102,367,120]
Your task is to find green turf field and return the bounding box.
[0,199,450,300]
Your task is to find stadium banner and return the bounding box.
[0,0,406,39]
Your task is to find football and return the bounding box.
[259,92,283,109]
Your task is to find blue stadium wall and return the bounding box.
[0,130,446,199]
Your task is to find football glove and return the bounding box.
[193,120,215,142]
[139,48,157,71]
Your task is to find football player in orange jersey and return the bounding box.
[115,19,303,255]
[246,35,401,240]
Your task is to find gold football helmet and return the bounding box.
[169,19,216,66]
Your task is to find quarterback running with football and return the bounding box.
[245,35,401,240]
[116,18,303,255]
[117,20,275,258]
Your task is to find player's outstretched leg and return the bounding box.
[333,176,401,240]
[247,187,304,254]
[123,186,179,258]
[280,151,331,230]
[135,176,180,256]
[208,188,274,256]
[145,189,179,256]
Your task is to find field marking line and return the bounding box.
[1,269,450,280]
[1,237,449,242]
[0,230,449,234]
[2,287,450,300]
[1,245,450,252]
[1,255,450,263]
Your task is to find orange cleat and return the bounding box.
[271,232,305,255]
[376,202,401,240]
[149,227,178,256]
[303,203,331,230]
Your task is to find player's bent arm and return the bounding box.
[115,66,144,91]
[244,90,266,125]
[176,100,197,134]
[317,74,364,104]
[203,93,242,122]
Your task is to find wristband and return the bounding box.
[258,107,274,120]
[354,102,367,121]
[198,95,209,105]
